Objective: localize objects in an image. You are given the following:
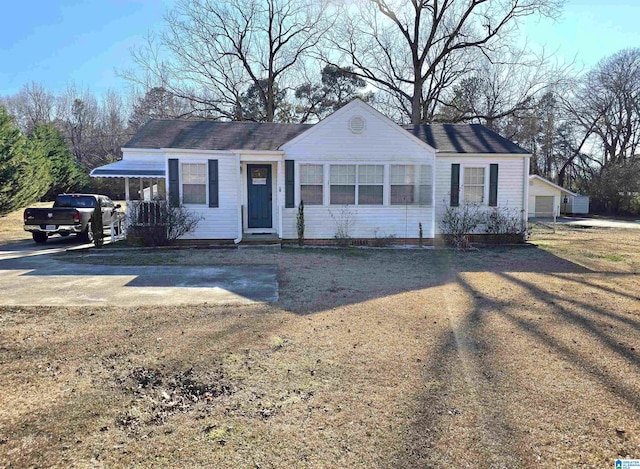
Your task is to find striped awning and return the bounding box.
[90,160,165,178]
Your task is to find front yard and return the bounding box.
[1,225,640,467]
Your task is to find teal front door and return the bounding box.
[247,164,272,229]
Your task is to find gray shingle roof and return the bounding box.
[406,123,529,154]
[125,119,529,154]
[125,120,312,151]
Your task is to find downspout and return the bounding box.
[234,153,243,244]
[431,150,438,239]
[523,155,530,232]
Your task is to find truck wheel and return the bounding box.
[32,232,48,243]
[79,224,94,243]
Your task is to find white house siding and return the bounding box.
[167,152,239,240]
[280,101,436,239]
[281,206,433,240]
[434,155,527,234]
[528,178,561,218]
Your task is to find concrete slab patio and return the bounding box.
[0,239,278,306]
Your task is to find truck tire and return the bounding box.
[79,224,94,243]
[32,232,48,243]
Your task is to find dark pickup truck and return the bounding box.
[23,194,122,243]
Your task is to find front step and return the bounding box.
[240,233,281,245]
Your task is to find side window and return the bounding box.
[390,165,416,204]
[182,163,207,205]
[299,164,323,205]
[463,167,485,203]
[357,165,384,205]
[330,165,356,205]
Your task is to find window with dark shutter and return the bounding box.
[450,163,460,207]
[489,164,498,207]
[285,160,294,208]
[208,160,219,208]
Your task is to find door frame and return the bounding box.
[246,163,274,230]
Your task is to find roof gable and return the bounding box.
[280,99,436,153]
[529,175,577,196]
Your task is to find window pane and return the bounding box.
[391,185,415,204]
[418,185,432,205]
[359,185,383,205]
[300,164,323,184]
[330,165,356,184]
[182,163,206,184]
[391,165,415,185]
[331,185,355,204]
[464,185,484,203]
[301,185,323,205]
[464,167,484,185]
[183,184,206,204]
[358,165,383,184]
[418,165,432,184]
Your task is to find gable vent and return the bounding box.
[349,116,366,134]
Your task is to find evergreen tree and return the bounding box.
[0,106,53,214]
[29,124,89,199]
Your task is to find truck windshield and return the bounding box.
[53,195,96,208]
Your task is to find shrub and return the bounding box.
[438,202,482,249]
[371,228,396,247]
[296,200,305,246]
[483,206,527,243]
[329,205,356,247]
[91,198,104,248]
[439,202,527,248]
[126,201,202,247]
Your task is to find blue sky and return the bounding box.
[1,0,639,98]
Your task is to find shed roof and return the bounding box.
[89,159,166,178]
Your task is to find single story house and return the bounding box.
[528,175,584,218]
[91,99,531,244]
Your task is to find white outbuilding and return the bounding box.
[528,175,578,218]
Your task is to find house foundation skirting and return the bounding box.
[281,238,434,247]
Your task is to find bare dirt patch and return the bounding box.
[2,226,640,467]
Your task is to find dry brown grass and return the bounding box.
[0,202,51,245]
[2,225,640,467]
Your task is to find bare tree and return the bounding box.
[54,85,101,168]
[1,82,55,133]
[125,0,328,122]
[325,0,562,124]
[564,49,640,168]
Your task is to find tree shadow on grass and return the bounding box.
[400,267,640,466]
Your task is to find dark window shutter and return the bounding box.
[208,160,219,208]
[489,163,498,207]
[285,160,294,208]
[450,164,460,207]
[168,158,179,206]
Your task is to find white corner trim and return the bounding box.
[234,153,243,244]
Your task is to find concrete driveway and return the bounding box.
[0,238,278,306]
[558,217,640,229]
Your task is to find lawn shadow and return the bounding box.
[276,246,595,315]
